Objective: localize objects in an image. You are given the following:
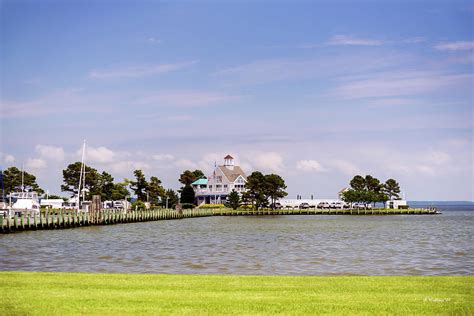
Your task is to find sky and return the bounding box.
[1,0,473,201]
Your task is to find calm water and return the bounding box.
[1,204,472,275]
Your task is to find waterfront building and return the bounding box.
[192,155,247,205]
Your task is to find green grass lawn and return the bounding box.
[0,272,472,315]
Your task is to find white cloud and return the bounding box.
[328,160,360,176]
[173,159,198,170]
[36,145,65,161]
[110,161,150,174]
[147,37,161,44]
[435,41,474,51]
[296,160,326,172]
[332,71,473,99]
[89,60,197,79]
[136,90,240,108]
[81,146,115,164]
[248,152,284,173]
[0,152,15,164]
[152,154,175,161]
[327,35,384,46]
[26,158,47,169]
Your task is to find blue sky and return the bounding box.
[1,0,473,200]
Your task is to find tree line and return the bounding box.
[341,175,401,206]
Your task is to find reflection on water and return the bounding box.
[0,206,473,275]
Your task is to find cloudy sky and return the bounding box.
[1,1,473,200]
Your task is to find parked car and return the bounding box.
[299,202,310,209]
[270,202,282,209]
[331,201,346,209]
[317,201,330,209]
[352,203,372,210]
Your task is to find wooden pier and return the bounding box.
[0,207,439,234]
[0,208,213,234]
[211,208,440,216]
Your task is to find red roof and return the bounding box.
[224,154,234,159]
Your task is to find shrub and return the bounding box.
[399,205,409,209]
[197,204,226,209]
[181,203,196,209]
[131,200,146,211]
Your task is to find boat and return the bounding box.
[8,191,41,216]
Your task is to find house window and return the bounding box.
[216,185,222,191]
[209,185,213,192]
[224,185,228,191]
[216,176,222,183]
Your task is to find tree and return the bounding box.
[264,174,288,208]
[180,184,195,204]
[130,170,148,201]
[110,182,130,201]
[95,171,115,200]
[2,167,44,194]
[178,169,206,186]
[350,175,365,191]
[162,189,179,209]
[384,179,401,200]
[147,176,165,205]
[225,190,241,210]
[245,171,268,210]
[61,162,100,198]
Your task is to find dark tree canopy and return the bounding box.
[130,170,148,201]
[2,167,44,195]
[179,169,206,186]
[264,174,288,208]
[343,174,399,206]
[384,179,401,200]
[350,175,366,191]
[225,189,241,210]
[162,189,179,209]
[110,182,130,201]
[180,184,195,204]
[61,162,100,198]
[147,176,165,204]
[244,171,287,210]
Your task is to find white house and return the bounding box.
[192,155,247,205]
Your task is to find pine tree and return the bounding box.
[225,190,241,210]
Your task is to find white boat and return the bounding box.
[9,191,41,216]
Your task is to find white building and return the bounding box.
[192,155,247,205]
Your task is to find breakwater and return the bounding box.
[0,208,438,234]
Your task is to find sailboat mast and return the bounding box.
[77,140,86,210]
[21,163,24,192]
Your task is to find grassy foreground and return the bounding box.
[1,272,472,315]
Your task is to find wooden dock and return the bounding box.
[0,208,439,234]
[211,208,440,216]
[0,208,213,234]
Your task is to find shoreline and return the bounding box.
[1,208,439,234]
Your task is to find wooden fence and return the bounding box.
[1,207,439,234]
[0,208,213,234]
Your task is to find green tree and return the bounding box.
[178,169,206,186]
[131,200,146,211]
[384,179,401,200]
[350,175,365,191]
[264,174,288,208]
[147,176,165,205]
[95,171,114,200]
[162,189,179,209]
[180,184,195,204]
[130,170,148,201]
[2,167,44,194]
[110,182,130,201]
[225,190,241,210]
[245,171,268,210]
[61,162,100,198]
